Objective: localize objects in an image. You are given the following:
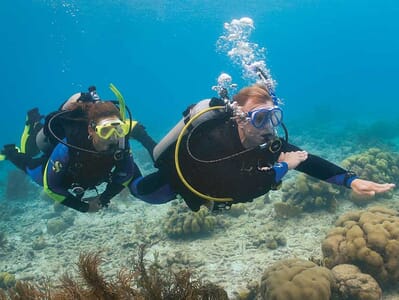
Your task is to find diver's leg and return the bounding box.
[129,170,176,204]
[20,108,44,157]
[2,144,46,187]
[2,144,31,171]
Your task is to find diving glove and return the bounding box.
[1,144,19,159]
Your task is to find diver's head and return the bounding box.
[233,84,283,148]
[62,86,101,110]
[86,102,128,153]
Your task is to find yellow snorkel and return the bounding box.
[109,83,126,122]
[109,83,138,135]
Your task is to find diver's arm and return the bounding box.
[99,182,125,207]
[60,195,90,212]
[129,122,157,160]
[282,142,357,188]
[43,144,90,212]
[99,150,137,207]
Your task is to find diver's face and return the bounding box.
[89,116,121,153]
[237,99,276,149]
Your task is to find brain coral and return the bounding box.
[163,205,218,238]
[332,264,382,300]
[259,258,335,300]
[322,206,399,286]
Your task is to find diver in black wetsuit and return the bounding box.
[131,84,395,212]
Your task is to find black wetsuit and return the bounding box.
[137,112,352,211]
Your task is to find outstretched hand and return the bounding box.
[350,179,396,196]
[86,196,102,213]
[278,151,308,170]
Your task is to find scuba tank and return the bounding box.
[154,73,236,163]
[153,99,228,163]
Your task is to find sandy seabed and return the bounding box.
[1,184,399,299]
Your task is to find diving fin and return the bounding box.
[0,145,21,161]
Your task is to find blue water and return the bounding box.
[1,0,398,146]
[1,1,399,296]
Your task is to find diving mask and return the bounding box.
[247,106,283,129]
[94,119,130,140]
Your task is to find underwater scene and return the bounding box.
[1,0,399,299]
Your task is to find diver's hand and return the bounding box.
[86,196,102,213]
[278,151,308,170]
[350,179,396,196]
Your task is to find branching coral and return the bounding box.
[0,245,228,300]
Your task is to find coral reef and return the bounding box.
[252,230,286,250]
[341,147,399,203]
[322,206,399,286]
[275,148,399,214]
[259,258,335,300]
[273,202,302,218]
[163,205,219,238]
[277,174,341,216]
[331,264,382,300]
[0,246,228,300]
[0,272,16,289]
[226,203,248,217]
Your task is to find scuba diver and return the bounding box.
[30,86,156,160]
[131,73,395,212]
[1,85,156,212]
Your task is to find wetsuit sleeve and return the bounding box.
[129,122,157,160]
[282,142,358,188]
[99,149,137,207]
[272,162,289,182]
[43,143,89,212]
